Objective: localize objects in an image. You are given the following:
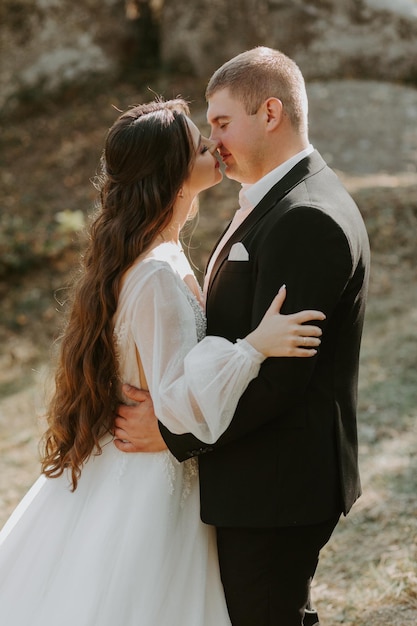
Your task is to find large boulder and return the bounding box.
[160,0,417,83]
[2,0,417,116]
[0,0,131,115]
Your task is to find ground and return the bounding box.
[1,76,417,625]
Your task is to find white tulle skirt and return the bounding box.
[0,438,231,625]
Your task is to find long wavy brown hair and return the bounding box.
[41,99,195,490]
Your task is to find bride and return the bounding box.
[0,99,324,625]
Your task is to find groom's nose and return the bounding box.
[208,127,220,146]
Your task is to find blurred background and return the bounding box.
[1,1,417,624]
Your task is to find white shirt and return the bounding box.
[203,144,314,297]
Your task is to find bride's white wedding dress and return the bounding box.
[0,242,265,626]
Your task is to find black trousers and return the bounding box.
[216,516,339,626]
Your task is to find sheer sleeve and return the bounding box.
[129,263,265,443]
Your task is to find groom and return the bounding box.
[115,47,370,625]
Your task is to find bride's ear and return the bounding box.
[178,188,184,198]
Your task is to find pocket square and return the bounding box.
[228,242,249,261]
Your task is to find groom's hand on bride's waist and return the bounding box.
[113,384,167,453]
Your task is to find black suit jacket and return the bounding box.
[160,151,370,528]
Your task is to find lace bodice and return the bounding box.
[183,287,206,342]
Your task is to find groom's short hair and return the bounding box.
[205,46,308,135]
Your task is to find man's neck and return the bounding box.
[243,144,314,209]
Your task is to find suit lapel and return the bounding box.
[206,151,327,298]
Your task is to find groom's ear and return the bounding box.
[263,98,283,130]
